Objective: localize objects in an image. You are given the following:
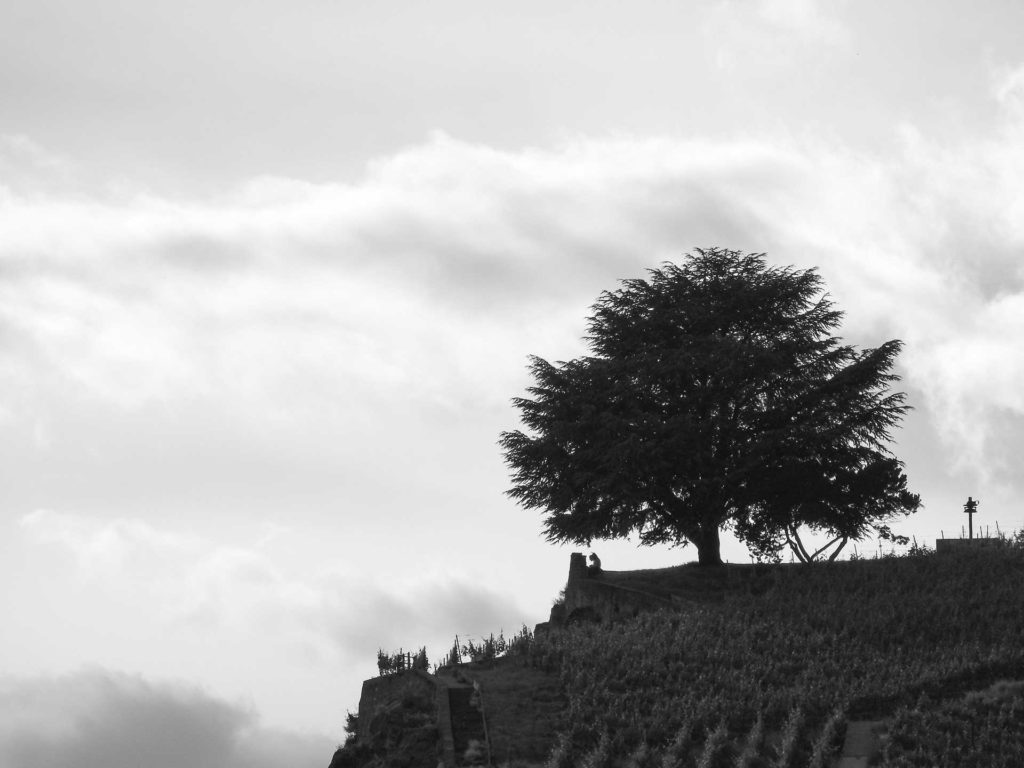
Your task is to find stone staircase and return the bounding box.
[447,686,488,762]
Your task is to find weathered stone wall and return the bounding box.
[569,577,674,622]
[356,670,437,742]
[356,669,475,767]
[568,551,588,584]
[563,552,673,624]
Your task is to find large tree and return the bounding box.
[500,248,919,566]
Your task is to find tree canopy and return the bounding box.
[500,248,920,565]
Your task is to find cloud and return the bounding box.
[0,135,72,198]
[755,0,849,43]
[3,82,1024,483]
[19,508,202,580]
[702,0,850,71]
[13,509,529,729]
[0,669,334,768]
[18,506,523,639]
[321,571,527,663]
[993,62,1024,113]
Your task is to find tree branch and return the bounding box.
[827,536,849,561]
[810,535,844,561]
[785,524,812,563]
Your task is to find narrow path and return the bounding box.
[834,720,885,768]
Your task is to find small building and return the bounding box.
[935,537,1003,554]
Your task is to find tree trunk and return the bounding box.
[695,524,723,566]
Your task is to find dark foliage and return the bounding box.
[500,248,919,565]
[376,647,429,676]
[342,710,359,747]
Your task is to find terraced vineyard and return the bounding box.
[519,543,1024,767]
[879,682,1024,767]
[335,541,1024,767]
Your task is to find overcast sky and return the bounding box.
[4,1,1024,765]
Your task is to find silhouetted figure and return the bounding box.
[587,552,602,575]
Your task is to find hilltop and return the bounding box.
[331,540,1024,767]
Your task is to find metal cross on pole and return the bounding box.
[963,496,980,539]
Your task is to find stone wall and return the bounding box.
[562,552,673,624]
[356,669,478,767]
[356,670,438,741]
[936,537,1003,554]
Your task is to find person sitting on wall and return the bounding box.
[587,552,602,575]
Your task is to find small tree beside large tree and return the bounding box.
[500,248,920,566]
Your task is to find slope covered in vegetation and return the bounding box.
[338,542,1024,767]
[523,544,1024,766]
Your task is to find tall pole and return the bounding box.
[964,496,979,540]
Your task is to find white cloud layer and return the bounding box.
[704,0,850,72]
[3,97,1024,482]
[10,508,527,735]
[0,669,334,768]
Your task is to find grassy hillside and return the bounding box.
[341,542,1024,767]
